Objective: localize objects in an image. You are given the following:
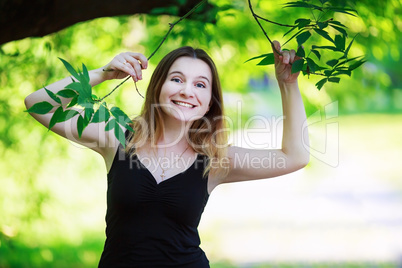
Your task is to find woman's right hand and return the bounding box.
[101,52,148,82]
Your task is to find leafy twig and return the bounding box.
[246,0,365,90]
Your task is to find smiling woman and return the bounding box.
[24,42,310,267]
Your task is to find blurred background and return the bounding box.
[1,0,401,267]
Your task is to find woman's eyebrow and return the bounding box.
[169,71,210,84]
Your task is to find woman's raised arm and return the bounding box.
[210,41,310,188]
[24,52,148,159]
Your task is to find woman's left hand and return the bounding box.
[272,40,301,84]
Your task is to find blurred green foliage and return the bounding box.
[1,0,401,267]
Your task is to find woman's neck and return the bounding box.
[157,117,192,147]
[157,117,191,146]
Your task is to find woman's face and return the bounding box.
[158,56,212,123]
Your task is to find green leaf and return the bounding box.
[115,113,131,129]
[317,22,328,30]
[341,34,358,59]
[82,63,90,83]
[283,28,305,46]
[58,58,80,81]
[328,77,341,83]
[283,1,323,11]
[25,101,54,114]
[306,57,317,73]
[48,106,64,130]
[313,28,334,44]
[312,45,343,52]
[65,82,83,94]
[110,107,132,125]
[284,1,312,8]
[283,26,297,37]
[330,25,348,38]
[257,53,275,65]
[57,89,77,98]
[295,18,311,29]
[92,103,110,123]
[296,31,311,46]
[244,53,271,64]
[111,106,134,133]
[328,21,347,28]
[81,80,92,100]
[324,70,334,76]
[125,124,135,133]
[348,59,366,71]
[335,35,346,51]
[58,109,80,122]
[332,70,352,76]
[316,78,327,90]
[334,56,364,68]
[291,59,304,74]
[296,46,305,58]
[72,81,92,106]
[326,6,357,17]
[311,49,321,60]
[114,124,126,149]
[326,59,339,67]
[105,118,116,131]
[77,115,85,138]
[77,94,91,107]
[112,108,134,133]
[67,95,78,108]
[84,105,94,122]
[77,114,90,138]
[45,88,62,104]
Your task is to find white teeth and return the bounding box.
[173,101,194,108]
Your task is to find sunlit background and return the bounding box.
[1,0,402,267]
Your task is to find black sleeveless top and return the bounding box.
[98,139,211,268]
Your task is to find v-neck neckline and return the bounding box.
[135,153,200,185]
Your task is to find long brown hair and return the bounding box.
[126,46,229,179]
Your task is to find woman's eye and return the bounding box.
[171,78,181,83]
[196,83,206,88]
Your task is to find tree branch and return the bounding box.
[98,0,208,101]
[255,14,295,28]
[248,0,282,55]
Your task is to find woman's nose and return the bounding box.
[179,83,195,97]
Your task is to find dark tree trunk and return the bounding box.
[0,0,205,45]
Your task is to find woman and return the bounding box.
[25,41,309,267]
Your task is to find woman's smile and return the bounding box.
[171,100,196,108]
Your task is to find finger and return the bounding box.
[282,50,290,64]
[125,53,148,80]
[127,52,148,69]
[129,58,143,80]
[122,56,141,80]
[271,40,282,62]
[289,49,296,64]
[120,61,137,80]
[114,54,136,77]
